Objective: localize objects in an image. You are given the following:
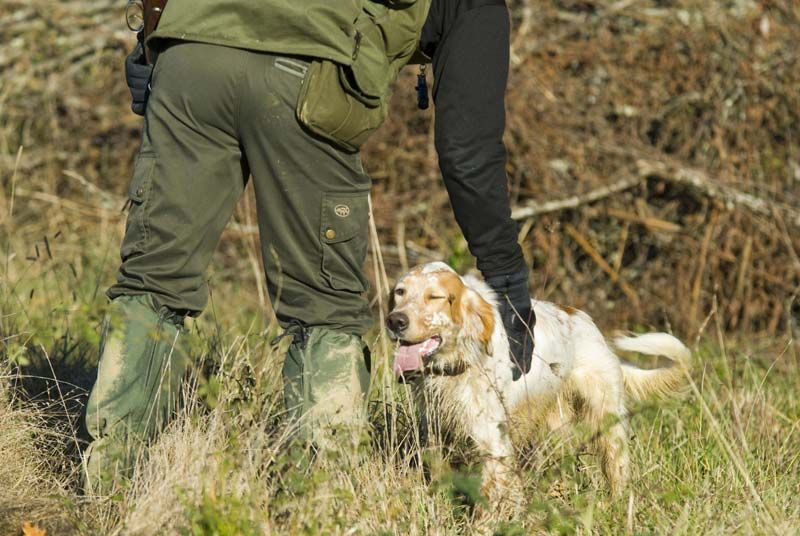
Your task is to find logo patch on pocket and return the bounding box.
[334,204,351,218]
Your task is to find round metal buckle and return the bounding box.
[125,0,144,33]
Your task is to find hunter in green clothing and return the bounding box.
[83,0,431,493]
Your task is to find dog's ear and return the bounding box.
[453,287,495,355]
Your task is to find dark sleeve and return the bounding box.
[431,4,527,278]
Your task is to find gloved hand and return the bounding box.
[485,268,536,381]
[125,32,152,116]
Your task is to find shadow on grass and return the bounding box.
[9,334,99,475]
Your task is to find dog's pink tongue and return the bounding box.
[392,342,426,378]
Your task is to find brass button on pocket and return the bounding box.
[325,228,337,240]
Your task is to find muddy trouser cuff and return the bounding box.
[83,294,188,493]
[281,326,370,450]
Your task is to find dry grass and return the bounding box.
[0,257,798,534]
[0,369,79,533]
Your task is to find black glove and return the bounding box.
[125,32,152,116]
[486,268,536,381]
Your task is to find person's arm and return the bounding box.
[431,4,522,278]
[428,2,535,379]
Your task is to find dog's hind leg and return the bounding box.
[596,414,629,497]
[572,363,630,496]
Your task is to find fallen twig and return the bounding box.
[511,157,800,230]
[690,209,718,330]
[564,224,640,310]
[511,175,641,220]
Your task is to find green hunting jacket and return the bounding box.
[150,0,431,95]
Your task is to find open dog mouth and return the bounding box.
[392,335,442,379]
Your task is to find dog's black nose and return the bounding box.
[386,312,409,334]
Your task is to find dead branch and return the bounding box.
[635,159,800,228]
[511,175,641,220]
[591,207,682,233]
[511,158,800,230]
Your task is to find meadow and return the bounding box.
[0,216,798,534]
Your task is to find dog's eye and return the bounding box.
[427,295,446,301]
[394,288,405,297]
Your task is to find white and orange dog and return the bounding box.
[387,262,689,503]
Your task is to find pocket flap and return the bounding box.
[348,16,391,101]
[128,153,156,203]
[321,192,370,244]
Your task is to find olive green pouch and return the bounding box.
[296,0,427,152]
[296,59,388,153]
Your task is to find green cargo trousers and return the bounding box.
[84,42,373,488]
[111,42,373,331]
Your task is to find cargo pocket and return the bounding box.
[120,152,156,259]
[320,192,370,293]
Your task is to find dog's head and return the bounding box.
[386,262,496,379]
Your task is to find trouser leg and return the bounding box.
[83,295,187,492]
[107,42,249,313]
[282,328,370,448]
[237,53,373,442]
[84,42,251,490]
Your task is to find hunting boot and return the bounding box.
[281,325,371,451]
[82,294,188,495]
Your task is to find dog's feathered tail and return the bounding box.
[612,333,690,401]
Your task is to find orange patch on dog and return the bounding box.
[559,304,579,315]
[441,272,494,353]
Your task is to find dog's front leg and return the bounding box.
[467,410,521,512]
[411,383,456,486]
